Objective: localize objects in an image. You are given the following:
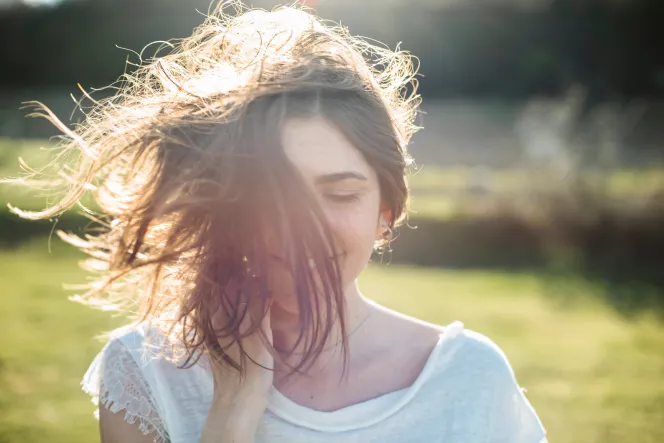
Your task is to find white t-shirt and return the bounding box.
[82,321,547,443]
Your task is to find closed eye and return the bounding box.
[324,193,360,203]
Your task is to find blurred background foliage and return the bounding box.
[1,0,663,442]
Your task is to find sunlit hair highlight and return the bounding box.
[2,0,422,377]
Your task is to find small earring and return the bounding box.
[381,222,393,240]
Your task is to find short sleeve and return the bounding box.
[491,372,547,443]
[82,338,170,443]
[460,330,547,443]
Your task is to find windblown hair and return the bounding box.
[4,1,421,376]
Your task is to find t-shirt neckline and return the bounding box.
[266,320,465,432]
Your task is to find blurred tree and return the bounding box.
[0,0,662,100]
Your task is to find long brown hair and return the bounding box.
[3,1,422,377]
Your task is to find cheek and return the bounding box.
[328,202,380,281]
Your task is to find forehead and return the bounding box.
[280,116,373,180]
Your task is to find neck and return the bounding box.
[270,279,375,376]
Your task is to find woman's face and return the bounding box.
[269,115,385,312]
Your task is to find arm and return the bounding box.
[86,339,170,443]
[89,337,265,443]
[98,391,264,443]
[88,305,273,443]
[199,311,274,443]
[100,406,162,443]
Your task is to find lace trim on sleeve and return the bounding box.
[82,338,169,443]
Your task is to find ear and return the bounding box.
[380,208,393,225]
[376,209,392,237]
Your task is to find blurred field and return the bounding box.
[1,237,663,443]
[0,239,121,442]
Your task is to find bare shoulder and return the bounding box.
[367,301,445,351]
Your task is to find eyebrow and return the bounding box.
[314,171,368,185]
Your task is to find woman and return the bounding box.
[7,2,546,442]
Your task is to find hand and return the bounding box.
[211,304,274,405]
[200,281,274,443]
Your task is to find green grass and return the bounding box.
[0,239,122,442]
[1,238,663,443]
